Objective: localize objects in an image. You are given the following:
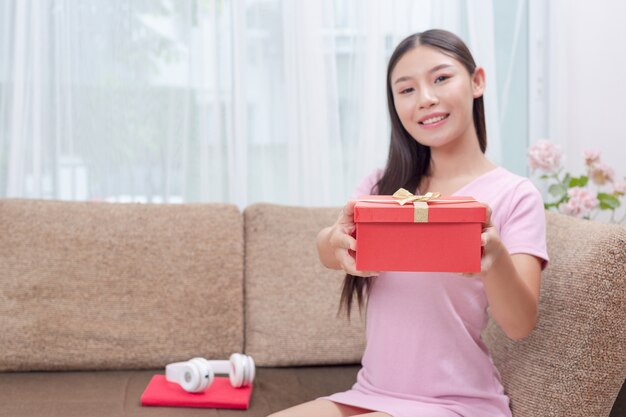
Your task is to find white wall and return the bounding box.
[548,0,626,179]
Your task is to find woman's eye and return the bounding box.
[399,87,414,94]
[435,75,449,83]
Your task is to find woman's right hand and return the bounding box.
[325,200,379,277]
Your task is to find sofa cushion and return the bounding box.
[0,366,360,416]
[482,212,626,417]
[244,204,365,366]
[0,199,244,371]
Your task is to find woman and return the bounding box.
[270,29,548,417]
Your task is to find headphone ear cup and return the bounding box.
[227,353,255,387]
[245,355,255,385]
[189,358,214,392]
[166,361,203,393]
[228,353,245,388]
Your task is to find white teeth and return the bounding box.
[421,115,447,125]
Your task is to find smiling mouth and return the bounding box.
[419,114,449,125]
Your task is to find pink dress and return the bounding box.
[322,167,549,417]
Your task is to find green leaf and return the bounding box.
[598,193,621,209]
[580,176,589,187]
[539,174,550,180]
[599,202,613,210]
[569,176,589,188]
[548,183,568,198]
[562,173,571,185]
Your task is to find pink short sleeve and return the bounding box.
[351,169,384,199]
[499,180,549,269]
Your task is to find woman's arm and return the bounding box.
[479,209,543,340]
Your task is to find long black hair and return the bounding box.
[339,29,488,318]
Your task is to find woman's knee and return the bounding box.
[266,400,378,417]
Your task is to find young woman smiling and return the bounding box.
[269,29,548,417]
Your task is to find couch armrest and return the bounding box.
[483,211,626,417]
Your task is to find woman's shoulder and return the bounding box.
[490,168,549,265]
[470,166,544,221]
[485,167,541,198]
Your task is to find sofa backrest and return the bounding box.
[243,203,366,366]
[0,199,244,371]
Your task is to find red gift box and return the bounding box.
[354,191,487,273]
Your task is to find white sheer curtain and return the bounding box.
[530,0,626,176]
[0,0,522,207]
[527,0,626,222]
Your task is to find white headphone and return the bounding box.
[165,353,255,393]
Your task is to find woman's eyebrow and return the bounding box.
[393,64,454,84]
[429,63,454,73]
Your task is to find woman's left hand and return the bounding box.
[480,205,506,274]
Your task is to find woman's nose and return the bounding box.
[418,87,438,109]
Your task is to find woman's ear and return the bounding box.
[471,67,486,98]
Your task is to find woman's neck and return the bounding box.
[418,131,496,195]
[427,132,494,181]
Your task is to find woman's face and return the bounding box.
[390,45,484,150]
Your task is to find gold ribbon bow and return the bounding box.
[358,189,475,223]
[392,188,441,222]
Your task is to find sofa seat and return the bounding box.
[0,365,360,417]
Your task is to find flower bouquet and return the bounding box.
[528,140,625,223]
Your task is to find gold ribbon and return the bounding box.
[392,188,441,222]
[359,188,476,223]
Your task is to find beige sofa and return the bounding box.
[0,199,624,417]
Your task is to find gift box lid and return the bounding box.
[355,195,486,223]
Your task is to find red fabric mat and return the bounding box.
[141,375,252,409]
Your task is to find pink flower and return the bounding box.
[528,140,563,173]
[583,149,600,166]
[559,187,599,218]
[613,179,626,196]
[588,162,615,186]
